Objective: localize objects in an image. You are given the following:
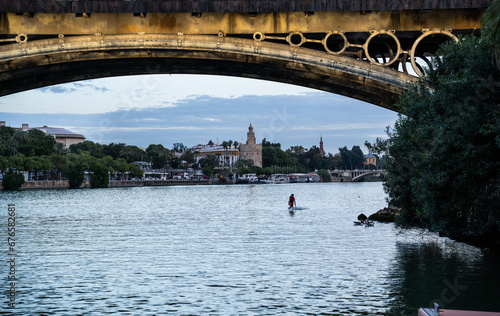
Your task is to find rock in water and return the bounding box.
[357,213,368,221]
[369,206,399,222]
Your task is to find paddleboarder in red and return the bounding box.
[288,194,296,209]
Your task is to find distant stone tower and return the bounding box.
[319,135,325,156]
[239,124,262,167]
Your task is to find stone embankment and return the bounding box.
[369,206,400,222]
[0,179,212,190]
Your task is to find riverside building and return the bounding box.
[1,121,85,148]
[193,141,240,168]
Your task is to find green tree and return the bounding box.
[68,164,85,188]
[0,125,15,142]
[0,156,8,176]
[102,143,126,159]
[53,142,66,155]
[483,0,500,41]
[235,159,254,169]
[181,150,196,166]
[26,156,53,180]
[89,162,109,188]
[202,166,215,178]
[120,145,145,163]
[146,144,171,169]
[2,169,25,190]
[18,129,57,157]
[4,138,19,156]
[66,152,90,171]
[13,130,29,144]
[69,140,104,158]
[8,156,25,172]
[112,158,129,180]
[262,140,297,169]
[128,163,144,179]
[338,146,364,169]
[378,34,500,244]
[198,154,218,169]
[317,169,332,182]
[48,153,68,180]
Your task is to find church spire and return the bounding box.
[319,135,325,156]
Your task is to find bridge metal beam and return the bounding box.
[0,34,414,110]
[0,9,484,36]
[0,0,492,13]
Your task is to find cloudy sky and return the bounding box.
[0,74,399,155]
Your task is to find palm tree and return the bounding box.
[483,0,500,40]
[228,140,234,167]
[157,148,171,170]
[4,138,19,156]
[119,146,138,163]
[13,130,29,144]
[221,141,228,167]
[53,142,66,154]
[483,0,500,68]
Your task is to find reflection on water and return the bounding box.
[0,183,498,315]
[386,238,500,316]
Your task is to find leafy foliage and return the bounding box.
[146,144,171,169]
[376,35,500,242]
[317,169,332,182]
[68,164,85,188]
[483,0,500,41]
[102,143,126,159]
[2,169,25,190]
[128,163,144,179]
[69,140,104,158]
[338,146,364,169]
[89,163,109,188]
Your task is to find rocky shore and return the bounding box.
[368,206,399,222]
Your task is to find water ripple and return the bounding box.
[1,183,498,314]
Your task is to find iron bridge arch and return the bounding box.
[0,33,416,111]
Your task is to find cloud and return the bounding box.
[0,87,398,153]
[39,82,111,95]
[73,82,111,93]
[40,86,76,94]
[132,118,161,122]
[202,117,221,122]
[290,123,392,131]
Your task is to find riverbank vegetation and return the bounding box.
[371,32,499,248]
[1,125,373,189]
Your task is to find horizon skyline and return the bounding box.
[0,119,376,157]
[0,74,399,155]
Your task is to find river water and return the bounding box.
[1,182,499,315]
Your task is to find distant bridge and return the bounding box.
[330,170,386,182]
[0,0,491,110]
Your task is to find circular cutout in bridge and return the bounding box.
[364,31,401,67]
[286,31,306,47]
[253,32,265,41]
[322,31,348,55]
[15,34,28,43]
[410,29,458,76]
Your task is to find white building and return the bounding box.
[193,142,240,168]
[3,122,86,148]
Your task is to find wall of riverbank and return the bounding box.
[0,179,212,190]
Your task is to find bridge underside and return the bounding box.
[0,7,486,109]
[0,34,413,110]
